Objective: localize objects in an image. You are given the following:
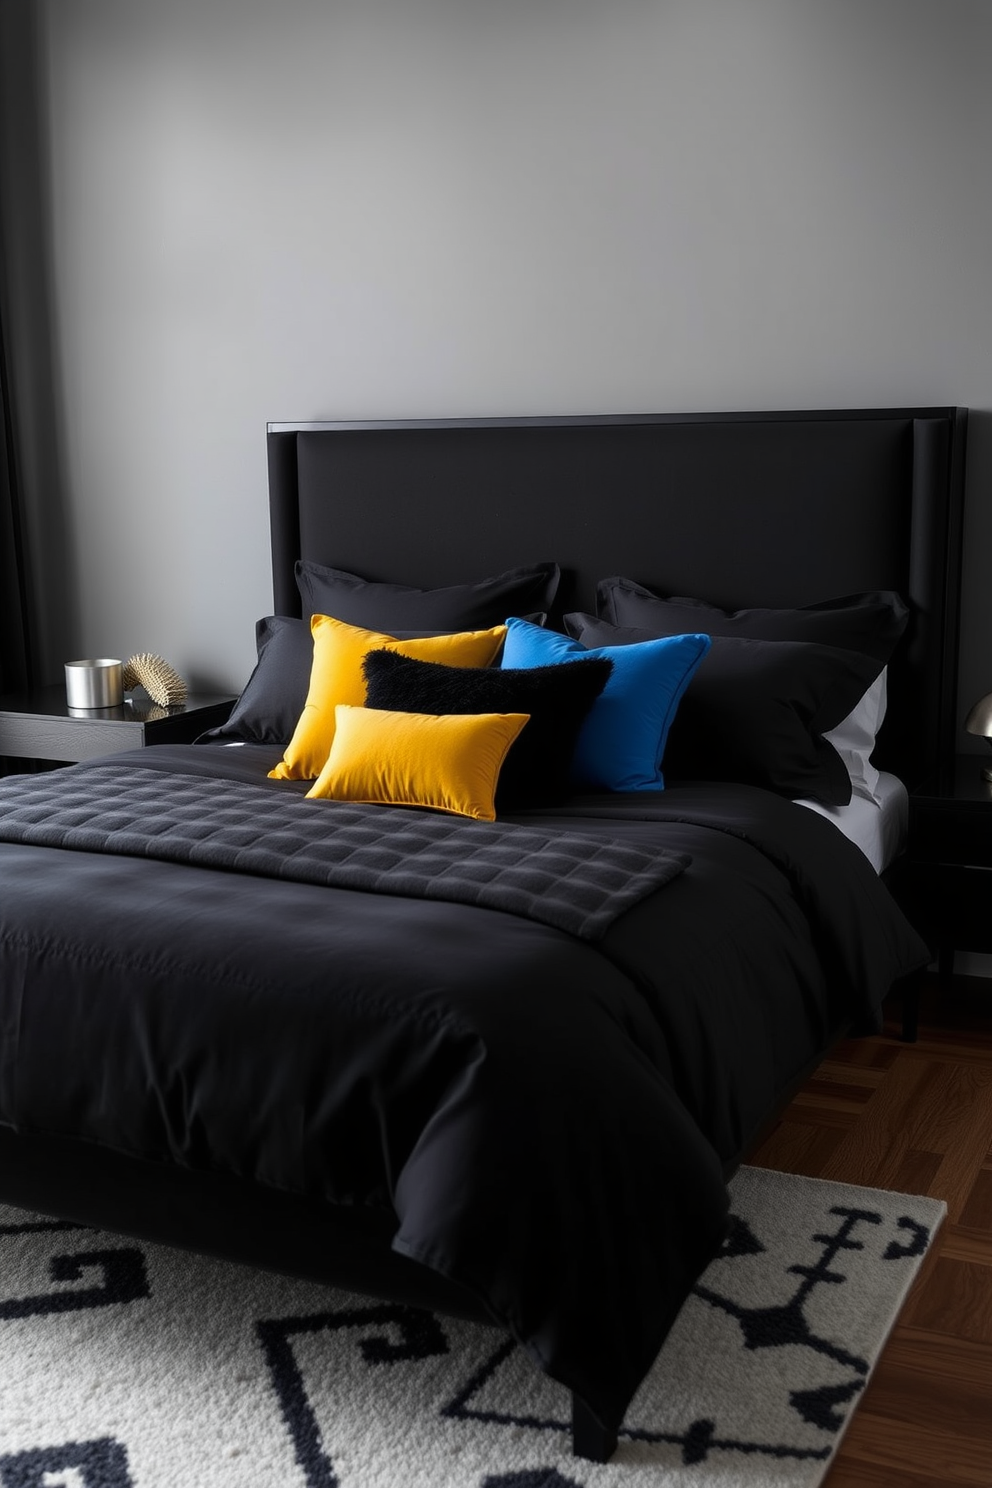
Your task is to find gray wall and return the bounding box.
[22,0,992,712]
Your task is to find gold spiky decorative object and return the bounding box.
[122,653,188,708]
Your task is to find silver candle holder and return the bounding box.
[64,658,124,710]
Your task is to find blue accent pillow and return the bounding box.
[500,618,711,792]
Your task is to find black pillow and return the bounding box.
[197,615,313,746]
[565,614,882,806]
[296,560,560,631]
[361,649,612,809]
[197,611,552,748]
[595,579,909,664]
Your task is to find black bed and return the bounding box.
[0,407,967,1462]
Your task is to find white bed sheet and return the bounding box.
[797,770,907,874]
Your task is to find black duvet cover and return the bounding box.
[0,743,927,1432]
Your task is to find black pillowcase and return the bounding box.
[361,649,612,810]
[296,560,561,631]
[198,613,543,749]
[198,615,313,746]
[595,579,909,665]
[565,614,882,806]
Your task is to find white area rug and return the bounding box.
[0,1166,944,1488]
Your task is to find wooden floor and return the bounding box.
[749,974,992,1487]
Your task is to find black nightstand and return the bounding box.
[0,685,235,768]
[902,754,992,977]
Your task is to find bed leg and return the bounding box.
[571,1393,618,1462]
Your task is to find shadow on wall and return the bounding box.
[0,0,80,689]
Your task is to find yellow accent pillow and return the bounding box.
[306,705,529,820]
[269,615,507,781]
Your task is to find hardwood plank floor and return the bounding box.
[749,975,992,1487]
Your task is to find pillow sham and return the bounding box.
[269,616,507,781]
[306,705,529,821]
[296,560,560,630]
[595,578,909,664]
[362,649,613,809]
[499,617,710,793]
[196,610,539,748]
[593,582,907,803]
[197,615,314,746]
[565,613,883,806]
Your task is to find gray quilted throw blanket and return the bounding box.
[0,765,689,941]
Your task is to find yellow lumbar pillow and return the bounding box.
[306,705,529,821]
[269,615,507,781]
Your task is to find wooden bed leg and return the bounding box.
[571,1392,618,1462]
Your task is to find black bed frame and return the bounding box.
[0,407,968,1462]
[268,407,967,793]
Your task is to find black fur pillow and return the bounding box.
[361,649,613,810]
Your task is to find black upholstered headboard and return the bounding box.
[267,408,967,791]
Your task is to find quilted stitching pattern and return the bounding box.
[0,766,689,941]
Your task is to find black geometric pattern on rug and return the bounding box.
[443,1336,568,1435]
[668,1203,924,1464]
[0,1244,149,1320]
[481,1472,585,1488]
[0,1213,149,1322]
[696,1204,878,1367]
[256,1302,450,1488]
[0,1190,935,1488]
[883,1215,932,1260]
[0,1437,134,1488]
[0,1218,84,1236]
[440,1202,934,1471]
[0,1218,146,1483]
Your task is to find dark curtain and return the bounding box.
[0,0,75,735]
[0,301,32,697]
[0,0,34,702]
[1,2,52,779]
